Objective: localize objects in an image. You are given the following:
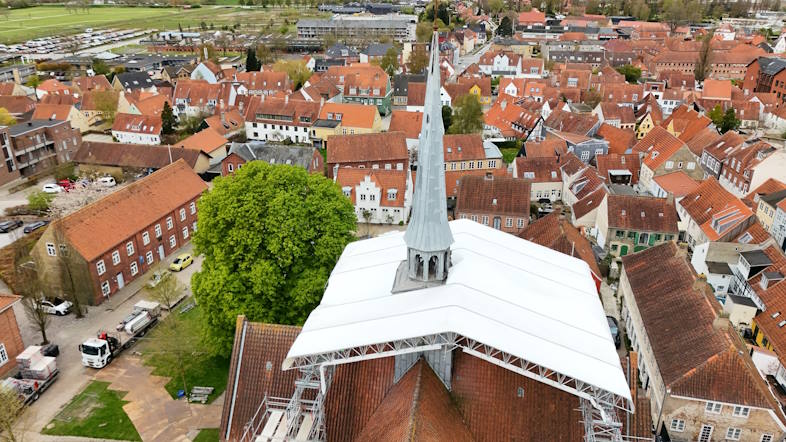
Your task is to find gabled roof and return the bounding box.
[354,359,474,441]
[327,132,408,164]
[443,134,485,162]
[544,109,598,136]
[31,103,73,121]
[72,75,112,92]
[744,178,786,208]
[388,110,422,139]
[679,178,753,242]
[606,194,678,233]
[596,153,640,184]
[116,71,154,90]
[523,138,567,158]
[572,187,607,220]
[632,126,686,170]
[318,102,378,129]
[596,123,635,155]
[227,142,318,169]
[520,211,601,278]
[111,113,162,135]
[175,128,228,154]
[514,157,561,182]
[456,175,531,216]
[652,171,699,198]
[622,243,780,409]
[73,141,203,170]
[0,95,35,114]
[55,160,206,261]
[203,110,245,136]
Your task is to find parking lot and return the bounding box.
[12,243,202,441]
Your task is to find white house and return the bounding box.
[336,168,412,225]
[111,113,162,145]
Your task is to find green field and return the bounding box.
[0,5,327,44]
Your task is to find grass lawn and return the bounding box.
[0,6,329,44]
[136,302,230,404]
[43,381,141,441]
[194,428,220,442]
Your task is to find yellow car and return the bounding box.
[169,253,193,272]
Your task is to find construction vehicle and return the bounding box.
[2,345,59,405]
[79,300,161,369]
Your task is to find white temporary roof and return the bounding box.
[284,219,632,402]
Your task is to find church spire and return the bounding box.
[403,30,453,282]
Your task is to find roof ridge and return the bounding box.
[406,360,424,441]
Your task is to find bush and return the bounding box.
[27,191,54,212]
[54,162,77,181]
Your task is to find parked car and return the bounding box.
[0,219,23,233]
[147,270,171,288]
[57,179,75,192]
[34,297,73,316]
[607,316,621,348]
[41,184,63,194]
[23,220,49,234]
[97,176,116,187]
[169,253,193,272]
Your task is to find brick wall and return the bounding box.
[0,307,24,377]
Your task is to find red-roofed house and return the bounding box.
[678,177,755,247]
[335,168,411,224]
[517,8,546,26]
[595,194,679,257]
[633,127,702,195]
[32,103,90,133]
[483,95,542,142]
[175,128,229,157]
[327,132,408,178]
[512,157,562,202]
[0,294,23,377]
[596,153,640,185]
[455,175,531,233]
[596,123,636,154]
[111,113,162,145]
[651,171,699,200]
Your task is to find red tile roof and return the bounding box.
[111,113,162,135]
[514,157,561,182]
[456,175,531,216]
[406,82,425,107]
[174,128,228,154]
[622,243,780,409]
[544,109,598,135]
[523,139,567,158]
[72,75,112,92]
[354,360,474,441]
[743,178,786,208]
[679,177,754,241]
[318,102,378,129]
[443,134,485,162]
[235,70,291,92]
[520,211,602,277]
[0,95,35,114]
[652,171,699,197]
[327,132,408,164]
[517,8,545,24]
[55,160,206,261]
[572,187,607,220]
[388,110,422,139]
[596,124,635,155]
[247,95,320,127]
[606,194,678,233]
[203,110,245,136]
[596,153,641,184]
[632,126,686,170]
[31,103,72,121]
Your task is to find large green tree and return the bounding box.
[615,64,642,83]
[380,47,399,77]
[245,47,259,71]
[408,44,429,74]
[498,16,513,37]
[161,102,176,135]
[709,105,740,134]
[449,94,484,134]
[192,162,356,355]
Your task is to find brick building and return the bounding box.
[326,132,408,178]
[31,160,207,305]
[455,175,531,233]
[221,142,323,176]
[0,127,21,186]
[0,295,23,377]
[7,119,81,177]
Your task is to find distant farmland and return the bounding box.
[0,6,327,44]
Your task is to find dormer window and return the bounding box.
[342,186,351,197]
[387,189,398,200]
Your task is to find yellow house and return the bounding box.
[636,113,656,140]
[311,102,382,149]
[444,78,492,107]
[755,190,786,231]
[32,104,91,133]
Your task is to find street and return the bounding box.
[599,279,627,359]
[453,41,493,78]
[12,244,202,441]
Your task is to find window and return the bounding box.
[130,261,138,276]
[369,194,376,201]
[46,243,56,256]
[182,227,189,239]
[687,161,696,170]
[142,232,150,246]
[101,281,111,296]
[762,434,774,442]
[192,222,197,232]
[699,424,713,442]
[112,250,121,265]
[665,161,674,169]
[471,215,477,222]
[506,217,513,227]
[580,151,590,161]
[726,428,741,440]
[677,161,683,169]
[190,202,196,215]
[166,217,173,230]
[705,402,722,414]
[482,215,489,225]
[0,343,7,367]
[155,224,162,238]
[59,244,68,256]
[169,235,176,248]
[179,208,186,221]
[97,260,106,275]
[146,251,154,265]
[517,218,525,228]
[489,160,496,168]
[732,406,750,417]
[360,194,366,201]
[126,241,134,256]
[669,419,685,432]
[228,163,234,172]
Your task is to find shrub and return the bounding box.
[27,191,54,212]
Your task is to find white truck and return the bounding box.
[79,301,161,369]
[2,345,59,405]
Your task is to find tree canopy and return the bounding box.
[498,16,513,37]
[615,64,642,83]
[449,94,484,134]
[407,44,429,74]
[161,102,176,135]
[245,47,260,72]
[709,105,740,134]
[380,47,399,77]
[0,107,16,126]
[273,59,312,90]
[192,162,356,355]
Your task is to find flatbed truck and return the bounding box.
[79,301,161,369]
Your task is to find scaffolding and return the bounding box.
[237,332,632,441]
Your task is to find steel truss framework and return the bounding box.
[285,332,632,441]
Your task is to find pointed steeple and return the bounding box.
[403,31,454,282]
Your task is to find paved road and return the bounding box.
[453,41,493,77]
[13,244,202,441]
[599,279,627,359]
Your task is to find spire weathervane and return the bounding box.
[402,29,453,282]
